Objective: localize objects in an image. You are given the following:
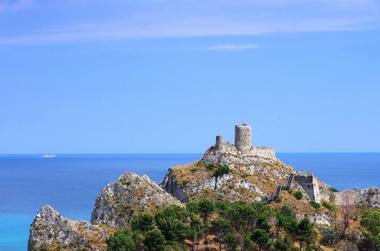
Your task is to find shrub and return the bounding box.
[294,191,303,200]
[131,213,155,232]
[360,209,380,249]
[225,233,237,251]
[106,229,141,251]
[310,201,321,209]
[320,229,338,247]
[251,229,269,249]
[321,201,336,212]
[214,164,230,178]
[329,187,339,193]
[143,228,166,251]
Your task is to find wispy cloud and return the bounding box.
[209,44,259,51]
[0,0,33,12]
[0,0,379,45]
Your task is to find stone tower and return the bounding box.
[235,124,252,153]
[215,135,224,151]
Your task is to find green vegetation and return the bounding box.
[106,229,143,251]
[294,191,303,200]
[359,208,380,250]
[214,164,230,178]
[329,187,339,193]
[205,163,231,190]
[107,199,321,251]
[309,201,321,209]
[321,200,336,212]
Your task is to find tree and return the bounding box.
[276,207,298,241]
[198,198,214,220]
[224,202,272,249]
[131,213,155,232]
[143,228,166,251]
[106,229,141,251]
[296,218,316,250]
[212,217,231,251]
[155,205,190,242]
[225,233,238,251]
[338,192,357,240]
[189,213,205,251]
[251,229,269,251]
[360,209,380,250]
[320,229,338,247]
[198,198,214,249]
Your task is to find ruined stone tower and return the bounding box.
[215,135,224,151]
[235,124,252,153]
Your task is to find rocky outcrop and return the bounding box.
[202,146,276,168]
[161,153,291,203]
[336,188,380,208]
[91,172,181,228]
[29,172,181,250]
[28,205,109,251]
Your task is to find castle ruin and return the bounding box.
[209,123,321,203]
[213,123,276,159]
[294,173,321,203]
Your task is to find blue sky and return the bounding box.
[0,0,379,153]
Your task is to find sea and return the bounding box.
[0,153,379,250]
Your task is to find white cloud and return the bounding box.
[0,0,379,45]
[209,44,259,51]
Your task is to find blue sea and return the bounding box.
[0,153,379,250]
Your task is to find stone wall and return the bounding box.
[295,174,321,203]
[202,146,276,167]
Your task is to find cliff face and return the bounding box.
[28,205,109,251]
[336,188,380,208]
[29,172,181,250]
[161,146,293,202]
[91,172,181,228]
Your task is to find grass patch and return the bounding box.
[321,201,336,212]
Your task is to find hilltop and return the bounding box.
[28,124,380,250]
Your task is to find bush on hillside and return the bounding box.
[294,191,303,200]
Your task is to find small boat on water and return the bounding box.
[42,154,56,158]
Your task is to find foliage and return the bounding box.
[294,191,303,200]
[131,213,155,232]
[143,228,166,251]
[106,229,142,251]
[320,229,338,247]
[309,201,321,209]
[360,208,380,250]
[225,233,238,251]
[321,201,336,212]
[296,218,317,249]
[329,187,339,193]
[154,205,190,242]
[251,229,269,249]
[214,164,230,178]
[106,200,337,251]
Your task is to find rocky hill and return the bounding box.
[28,124,380,250]
[29,172,180,250]
[28,205,109,251]
[91,172,181,228]
[161,144,334,226]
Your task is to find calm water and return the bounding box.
[0,153,379,250]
